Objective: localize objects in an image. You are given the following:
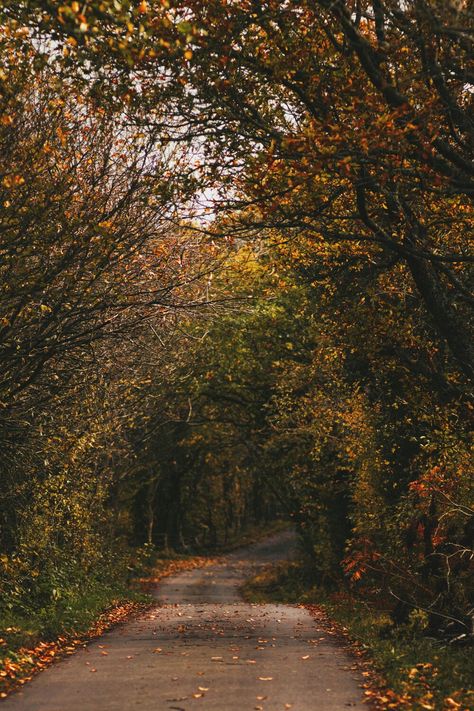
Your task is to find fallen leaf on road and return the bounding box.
[301,655,309,660]
[258,676,273,681]
[198,686,209,691]
[0,600,148,700]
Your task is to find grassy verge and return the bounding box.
[241,561,474,711]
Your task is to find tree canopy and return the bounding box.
[0,4,473,693]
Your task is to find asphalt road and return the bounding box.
[2,531,365,710]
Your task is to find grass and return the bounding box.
[242,561,474,711]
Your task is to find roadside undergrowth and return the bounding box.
[241,561,474,711]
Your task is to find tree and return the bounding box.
[0,36,219,615]
[4,4,471,379]
[1,0,472,642]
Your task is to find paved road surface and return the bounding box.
[2,531,365,710]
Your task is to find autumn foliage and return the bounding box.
[0,0,473,691]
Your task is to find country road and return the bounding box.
[2,531,366,710]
